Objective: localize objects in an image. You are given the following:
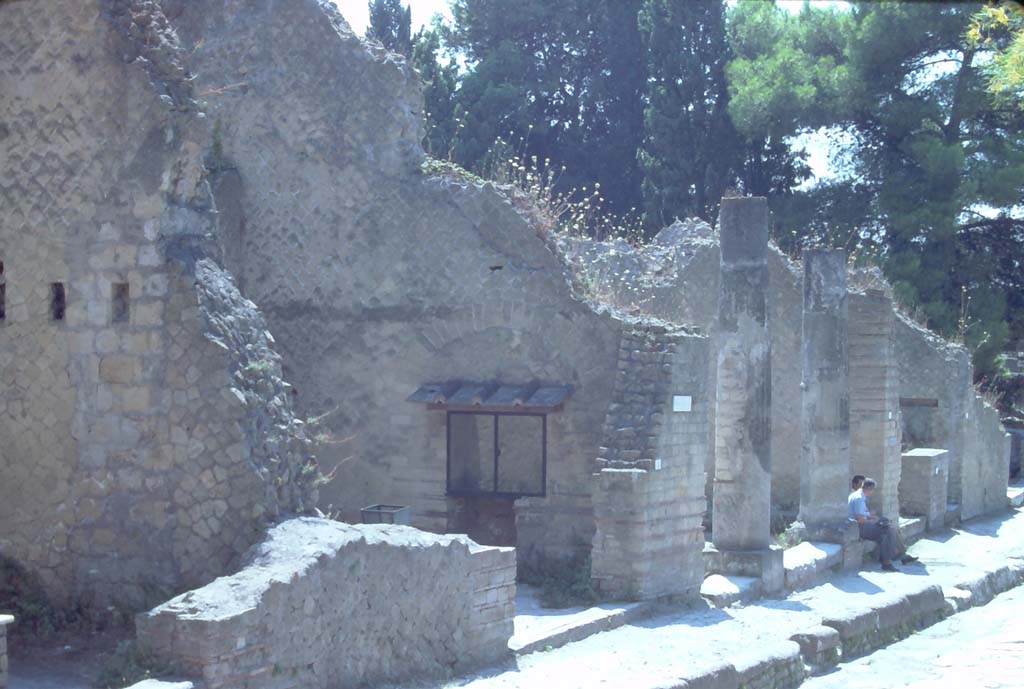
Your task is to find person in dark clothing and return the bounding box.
[848,478,918,572]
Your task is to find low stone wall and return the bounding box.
[0,614,10,689]
[136,518,515,689]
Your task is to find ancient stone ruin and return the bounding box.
[0,1,1014,688]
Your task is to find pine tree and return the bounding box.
[366,0,412,57]
[639,0,742,228]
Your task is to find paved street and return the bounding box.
[804,583,1024,689]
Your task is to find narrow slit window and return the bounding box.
[111,282,130,323]
[0,283,5,322]
[50,282,66,321]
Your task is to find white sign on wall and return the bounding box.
[672,395,692,412]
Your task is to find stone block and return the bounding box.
[898,448,949,531]
[704,544,784,594]
[789,625,841,671]
[99,355,138,384]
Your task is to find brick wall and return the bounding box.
[590,328,708,601]
[849,290,901,518]
[136,518,515,689]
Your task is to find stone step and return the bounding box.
[700,574,761,608]
[783,542,842,591]
[1007,484,1024,508]
[510,584,656,656]
[899,516,927,542]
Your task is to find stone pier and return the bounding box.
[798,250,857,545]
[708,197,782,592]
[849,289,901,519]
[0,614,11,689]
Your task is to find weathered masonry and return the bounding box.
[0,0,1014,670]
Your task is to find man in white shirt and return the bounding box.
[848,478,918,572]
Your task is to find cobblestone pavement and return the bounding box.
[803,583,1024,689]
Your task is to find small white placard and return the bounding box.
[672,395,692,412]
[655,458,663,470]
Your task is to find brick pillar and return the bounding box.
[712,197,772,550]
[590,327,708,601]
[799,249,851,529]
[849,289,901,518]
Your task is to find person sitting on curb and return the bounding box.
[848,478,918,572]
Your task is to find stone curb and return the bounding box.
[633,563,1024,689]
[512,601,661,656]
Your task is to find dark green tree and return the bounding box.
[727,1,1024,378]
[639,0,740,227]
[445,0,646,218]
[366,0,412,56]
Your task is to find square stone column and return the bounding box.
[849,289,901,518]
[799,249,854,540]
[712,196,772,551]
[708,196,782,590]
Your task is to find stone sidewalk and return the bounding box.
[424,507,1024,689]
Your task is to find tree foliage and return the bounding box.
[727,0,1024,378]
[380,0,1020,380]
[968,1,1024,110]
[366,0,412,56]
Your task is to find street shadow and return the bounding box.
[829,574,885,594]
[631,600,733,630]
[750,598,813,612]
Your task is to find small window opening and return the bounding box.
[50,282,66,321]
[0,260,5,322]
[111,282,130,323]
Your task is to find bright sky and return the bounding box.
[332,0,452,35]
[334,0,848,35]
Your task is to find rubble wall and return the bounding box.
[136,518,516,689]
[0,0,315,606]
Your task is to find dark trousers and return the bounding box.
[858,521,905,563]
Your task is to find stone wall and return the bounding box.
[136,518,516,689]
[560,224,805,516]
[0,0,316,606]
[590,327,708,600]
[961,394,1011,520]
[893,311,1010,520]
[158,0,641,571]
